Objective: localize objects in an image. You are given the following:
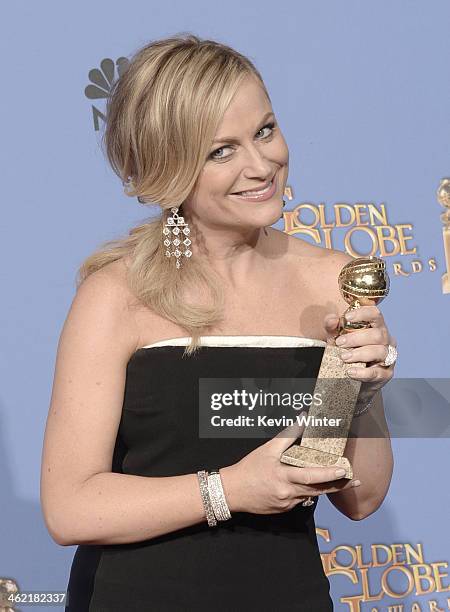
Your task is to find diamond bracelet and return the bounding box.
[196,470,217,527]
[208,470,232,522]
[354,395,376,417]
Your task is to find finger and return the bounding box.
[285,465,350,486]
[335,326,390,349]
[338,344,391,365]
[295,478,361,497]
[323,314,340,343]
[344,305,385,328]
[345,363,394,382]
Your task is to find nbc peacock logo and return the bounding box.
[84,57,129,131]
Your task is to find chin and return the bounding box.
[252,202,284,225]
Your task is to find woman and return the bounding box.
[40,33,395,611]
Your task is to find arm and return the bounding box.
[320,249,394,520]
[326,391,394,520]
[40,263,235,546]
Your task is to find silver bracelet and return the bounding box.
[208,469,232,522]
[196,470,217,527]
[353,396,374,417]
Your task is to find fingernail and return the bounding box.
[340,350,353,361]
[335,468,346,477]
[351,480,361,487]
[346,368,357,376]
[335,337,346,346]
[346,312,356,321]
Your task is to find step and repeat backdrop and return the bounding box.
[1,1,449,610]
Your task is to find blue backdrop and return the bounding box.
[1,1,449,610]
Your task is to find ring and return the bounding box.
[301,496,315,507]
[382,344,397,367]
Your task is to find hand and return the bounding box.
[323,306,397,395]
[220,422,361,515]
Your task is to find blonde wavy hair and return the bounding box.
[77,33,270,355]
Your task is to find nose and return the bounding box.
[241,143,273,180]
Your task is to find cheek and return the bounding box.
[203,167,238,196]
[191,168,237,205]
[277,136,289,165]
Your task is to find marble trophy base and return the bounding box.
[280,343,365,480]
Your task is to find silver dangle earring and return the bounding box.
[162,206,192,269]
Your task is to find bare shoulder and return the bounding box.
[72,258,140,358]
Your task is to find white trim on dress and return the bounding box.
[138,335,327,349]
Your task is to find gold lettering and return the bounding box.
[355,545,372,569]
[323,228,334,249]
[368,203,388,225]
[354,204,370,226]
[282,211,300,233]
[372,544,393,568]
[396,224,417,255]
[344,227,377,258]
[284,185,294,200]
[411,260,423,273]
[320,551,335,575]
[391,544,407,565]
[315,528,331,542]
[405,543,424,565]
[297,203,320,228]
[381,566,414,598]
[375,226,400,256]
[393,262,410,277]
[360,567,384,601]
[411,604,422,612]
[339,594,364,612]
[428,600,445,611]
[412,564,436,595]
[335,204,356,227]
[331,545,357,570]
[432,562,450,592]
[429,258,437,272]
[290,228,322,244]
[318,204,335,228]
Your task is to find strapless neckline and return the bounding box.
[136,335,327,350]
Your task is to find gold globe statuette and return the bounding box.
[437,178,450,294]
[280,255,390,479]
[337,255,390,335]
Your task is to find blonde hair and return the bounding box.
[77,32,270,355]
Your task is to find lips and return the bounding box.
[232,175,275,196]
[233,182,272,196]
[230,175,277,202]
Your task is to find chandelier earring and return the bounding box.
[162,206,192,269]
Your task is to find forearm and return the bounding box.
[51,471,215,546]
[327,395,394,519]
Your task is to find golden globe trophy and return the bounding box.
[437,178,450,294]
[280,256,390,479]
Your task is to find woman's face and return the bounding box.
[184,75,289,232]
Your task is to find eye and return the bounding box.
[209,145,233,161]
[256,122,276,139]
[208,121,277,161]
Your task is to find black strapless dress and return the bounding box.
[65,335,334,611]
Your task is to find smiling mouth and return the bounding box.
[231,173,277,196]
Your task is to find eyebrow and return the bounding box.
[212,111,275,145]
